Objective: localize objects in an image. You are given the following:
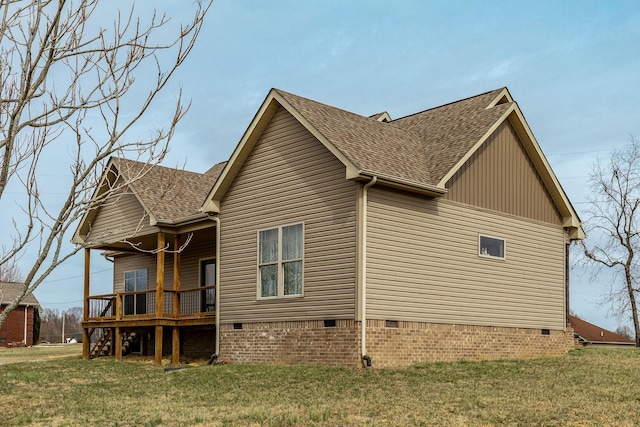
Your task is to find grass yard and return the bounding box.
[0,345,639,426]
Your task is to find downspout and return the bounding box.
[23,304,28,346]
[361,176,377,367]
[214,216,221,357]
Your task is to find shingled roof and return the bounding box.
[0,282,39,306]
[569,315,635,345]
[113,158,226,224]
[204,86,583,242]
[275,89,435,188]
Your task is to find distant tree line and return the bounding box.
[39,307,83,344]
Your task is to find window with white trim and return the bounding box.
[258,223,304,298]
[479,235,505,259]
[124,269,148,315]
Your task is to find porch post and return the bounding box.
[172,234,181,365]
[155,325,163,365]
[172,327,180,365]
[115,327,122,361]
[155,232,165,365]
[82,248,90,359]
[173,234,181,317]
[156,232,165,318]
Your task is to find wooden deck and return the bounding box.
[82,286,217,363]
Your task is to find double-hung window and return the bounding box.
[124,269,148,315]
[258,223,304,298]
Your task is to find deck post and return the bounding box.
[82,248,90,359]
[155,325,163,365]
[172,327,180,365]
[115,327,122,361]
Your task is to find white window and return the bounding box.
[479,235,505,259]
[124,269,148,315]
[258,223,304,298]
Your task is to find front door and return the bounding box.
[200,259,216,312]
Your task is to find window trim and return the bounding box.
[478,234,506,260]
[256,222,304,300]
[123,268,148,315]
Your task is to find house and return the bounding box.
[569,315,635,346]
[74,87,585,367]
[0,282,40,347]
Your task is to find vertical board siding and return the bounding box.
[219,106,357,322]
[112,229,216,292]
[86,181,158,244]
[444,121,562,225]
[367,187,566,330]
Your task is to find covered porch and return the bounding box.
[81,225,219,365]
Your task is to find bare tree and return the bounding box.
[0,0,212,328]
[582,136,640,347]
[0,258,23,282]
[615,325,633,340]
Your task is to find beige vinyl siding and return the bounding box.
[444,121,562,225]
[367,187,566,330]
[113,230,216,292]
[85,182,158,244]
[219,106,357,323]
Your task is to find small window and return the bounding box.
[258,223,304,299]
[479,235,505,259]
[324,319,336,328]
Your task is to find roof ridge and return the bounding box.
[391,87,506,123]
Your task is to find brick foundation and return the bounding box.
[366,320,575,368]
[219,319,575,368]
[219,320,361,367]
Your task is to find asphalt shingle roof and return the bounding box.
[276,88,512,187]
[113,158,226,223]
[569,314,634,344]
[0,282,39,306]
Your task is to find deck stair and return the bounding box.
[121,332,139,356]
[89,329,112,359]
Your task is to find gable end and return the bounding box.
[444,120,562,225]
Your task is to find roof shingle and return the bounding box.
[114,158,226,223]
[276,88,512,187]
[0,282,39,306]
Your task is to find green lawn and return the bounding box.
[0,345,638,426]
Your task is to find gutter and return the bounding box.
[355,172,447,198]
[360,176,377,367]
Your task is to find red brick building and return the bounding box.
[0,282,40,347]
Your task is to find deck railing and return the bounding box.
[86,286,216,320]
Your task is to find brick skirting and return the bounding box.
[366,320,575,368]
[219,319,575,368]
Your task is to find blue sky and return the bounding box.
[28,0,640,331]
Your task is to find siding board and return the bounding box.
[366,187,566,330]
[219,107,357,323]
[444,121,562,225]
[86,180,158,244]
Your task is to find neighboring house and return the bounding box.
[0,282,40,347]
[569,315,635,346]
[74,87,585,368]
